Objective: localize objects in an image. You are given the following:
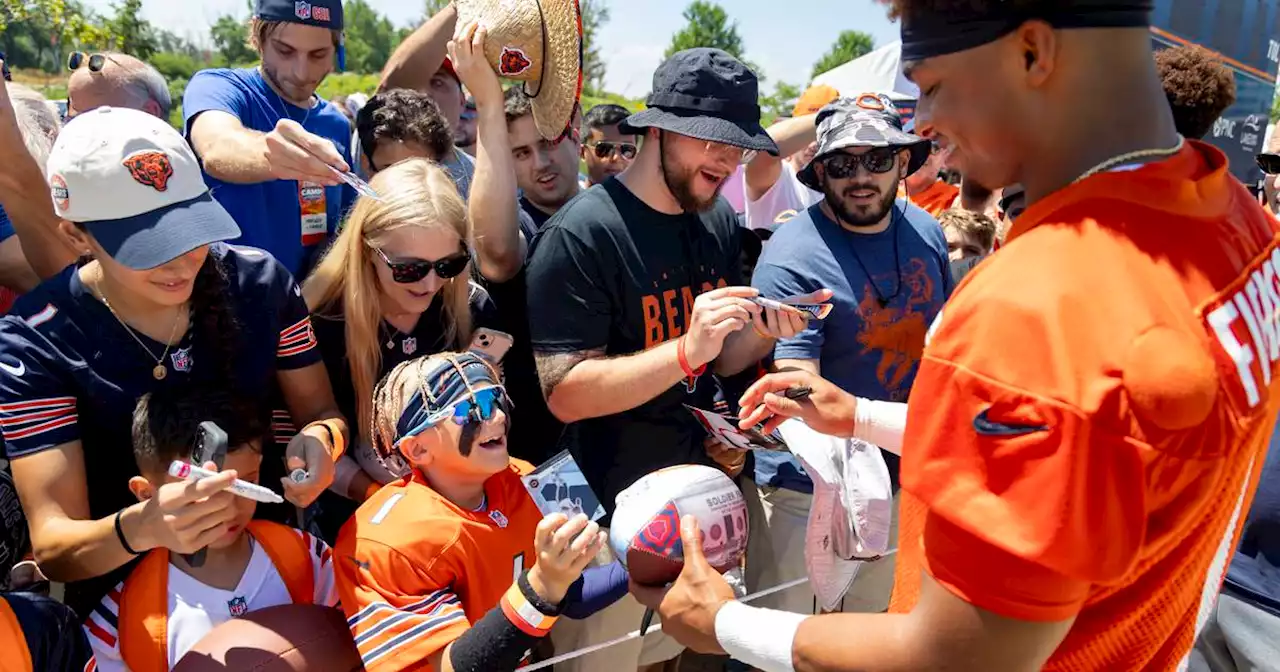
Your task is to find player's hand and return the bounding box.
[630,515,733,654]
[528,513,606,604]
[136,461,240,554]
[282,430,336,508]
[750,289,834,341]
[738,369,857,436]
[264,118,346,186]
[704,436,746,478]
[684,287,763,369]
[448,21,503,110]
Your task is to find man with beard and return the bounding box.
[631,1,1280,670]
[505,88,583,233]
[183,0,355,277]
[526,48,824,672]
[745,93,950,620]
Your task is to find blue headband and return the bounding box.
[900,1,1152,63]
[393,353,503,441]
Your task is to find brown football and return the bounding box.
[172,604,363,672]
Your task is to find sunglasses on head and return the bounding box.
[822,150,898,178]
[372,245,471,284]
[1258,153,1280,175]
[586,141,638,160]
[67,52,110,72]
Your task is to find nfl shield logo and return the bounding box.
[170,347,193,373]
[402,337,417,355]
[489,509,509,528]
[294,1,312,20]
[227,596,248,617]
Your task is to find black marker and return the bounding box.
[640,607,655,636]
[782,386,813,401]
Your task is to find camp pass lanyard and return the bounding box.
[263,69,326,247]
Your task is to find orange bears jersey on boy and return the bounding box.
[335,462,542,672]
[889,141,1280,671]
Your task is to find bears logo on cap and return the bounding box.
[499,47,533,77]
[122,151,174,192]
[49,174,69,211]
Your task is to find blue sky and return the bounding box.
[80,0,899,97]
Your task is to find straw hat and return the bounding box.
[456,0,583,140]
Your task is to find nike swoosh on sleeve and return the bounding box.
[972,408,1048,436]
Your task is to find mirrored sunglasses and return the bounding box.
[373,246,470,284]
[67,52,108,73]
[399,386,510,442]
[587,141,638,160]
[1257,153,1280,175]
[822,150,897,178]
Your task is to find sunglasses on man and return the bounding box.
[1257,153,1280,175]
[821,149,899,178]
[372,245,471,284]
[67,52,113,72]
[585,141,638,161]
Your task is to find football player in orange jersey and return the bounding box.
[629,2,1280,671]
[335,352,626,672]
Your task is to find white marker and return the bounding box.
[168,461,284,504]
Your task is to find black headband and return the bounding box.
[901,1,1153,63]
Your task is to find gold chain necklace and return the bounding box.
[98,284,185,381]
[1075,137,1185,183]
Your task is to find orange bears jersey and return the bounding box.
[907,180,959,218]
[889,142,1280,670]
[334,462,541,672]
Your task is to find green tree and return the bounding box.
[760,81,801,121]
[665,1,744,60]
[581,0,610,96]
[811,30,874,79]
[422,0,449,19]
[106,0,158,60]
[1,0,110,71]
[210,14,254,66]
[344,0,397,75]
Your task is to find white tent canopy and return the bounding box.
[810,41,919,102]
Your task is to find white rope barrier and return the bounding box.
[522,548,900,671]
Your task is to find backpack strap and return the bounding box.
[117,549,171,672]
[248,521,314,605]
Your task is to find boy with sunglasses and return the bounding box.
[745,93,952,618]
[335,352,628,672]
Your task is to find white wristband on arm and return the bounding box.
[852,397,907,454]
[715,600,807,672]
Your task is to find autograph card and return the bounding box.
[522,450,606,522]
[329,165,383,201]
[686,405,789,452]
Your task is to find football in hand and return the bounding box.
[609,464,748,586]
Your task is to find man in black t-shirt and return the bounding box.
[525,48,825,672]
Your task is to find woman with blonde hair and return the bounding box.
[303,158,499,540]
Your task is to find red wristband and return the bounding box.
[677,336,707,382]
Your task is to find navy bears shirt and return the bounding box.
[183,68,355,277]
[0,244,322,616]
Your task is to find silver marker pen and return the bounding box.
[168,461,285,504]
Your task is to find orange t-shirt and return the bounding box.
[889,141,1280,670]
[334,462,540,671]
[907,180,959,218]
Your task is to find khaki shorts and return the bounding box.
[549,530,685,671]
[743,482,899,614]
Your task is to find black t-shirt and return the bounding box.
[484,270,564,466]
[520,197,556,233]
[525,178,744,521]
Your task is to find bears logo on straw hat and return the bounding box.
[456,0,583,140]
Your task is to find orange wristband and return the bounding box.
[500,582,558,636]
[305,419,347,461]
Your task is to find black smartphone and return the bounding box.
[185,422,228,567]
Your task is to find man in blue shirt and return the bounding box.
[184,0,355,278]
[748,94,952,617]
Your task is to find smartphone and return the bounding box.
[469,328,514,364]
[186,421,229,567]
